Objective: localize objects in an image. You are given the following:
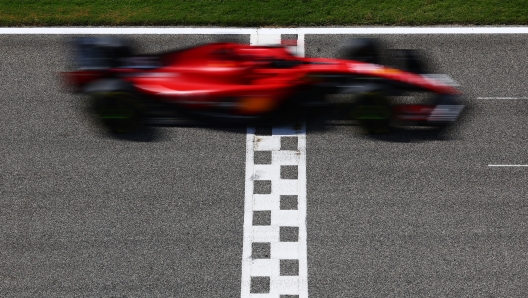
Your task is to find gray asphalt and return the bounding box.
[306,34,528,297]
[1,33,528,297]
[1,35,249,297]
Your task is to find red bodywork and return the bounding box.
[63,42,461,117]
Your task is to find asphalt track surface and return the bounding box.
[1,32,528,297]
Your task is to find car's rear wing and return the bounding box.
[70,37,134,69]
[70,37,164,71]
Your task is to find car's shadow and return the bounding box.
[95,103,470,143]
[103,125,161,142]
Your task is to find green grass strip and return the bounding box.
[1,0,528,26]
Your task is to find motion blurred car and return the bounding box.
[62,37,464,133]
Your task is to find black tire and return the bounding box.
[277,87,327,122]
[351,91,392,134]
[92,92,144,133]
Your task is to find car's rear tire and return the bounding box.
[92,92,144,133]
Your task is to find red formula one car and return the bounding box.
[62,37,464,133]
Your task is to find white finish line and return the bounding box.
[240,34,308,297]
[241,126,308,297]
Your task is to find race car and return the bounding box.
[62,37,464,133]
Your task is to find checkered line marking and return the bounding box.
[242,33,307,298]
[242,125,308,298]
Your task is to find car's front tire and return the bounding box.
[351,91,392,134]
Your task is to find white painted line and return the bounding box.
[241,34,308,297]
[0,27,258,34]
[488,165,528,167]
[2,27,528,35]
[297,27,528,34]
[258,27,528,35]
[297,33,305,59]
[478,97,528,100]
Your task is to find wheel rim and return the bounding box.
[93,92,142,133]
[352,92,392,133]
